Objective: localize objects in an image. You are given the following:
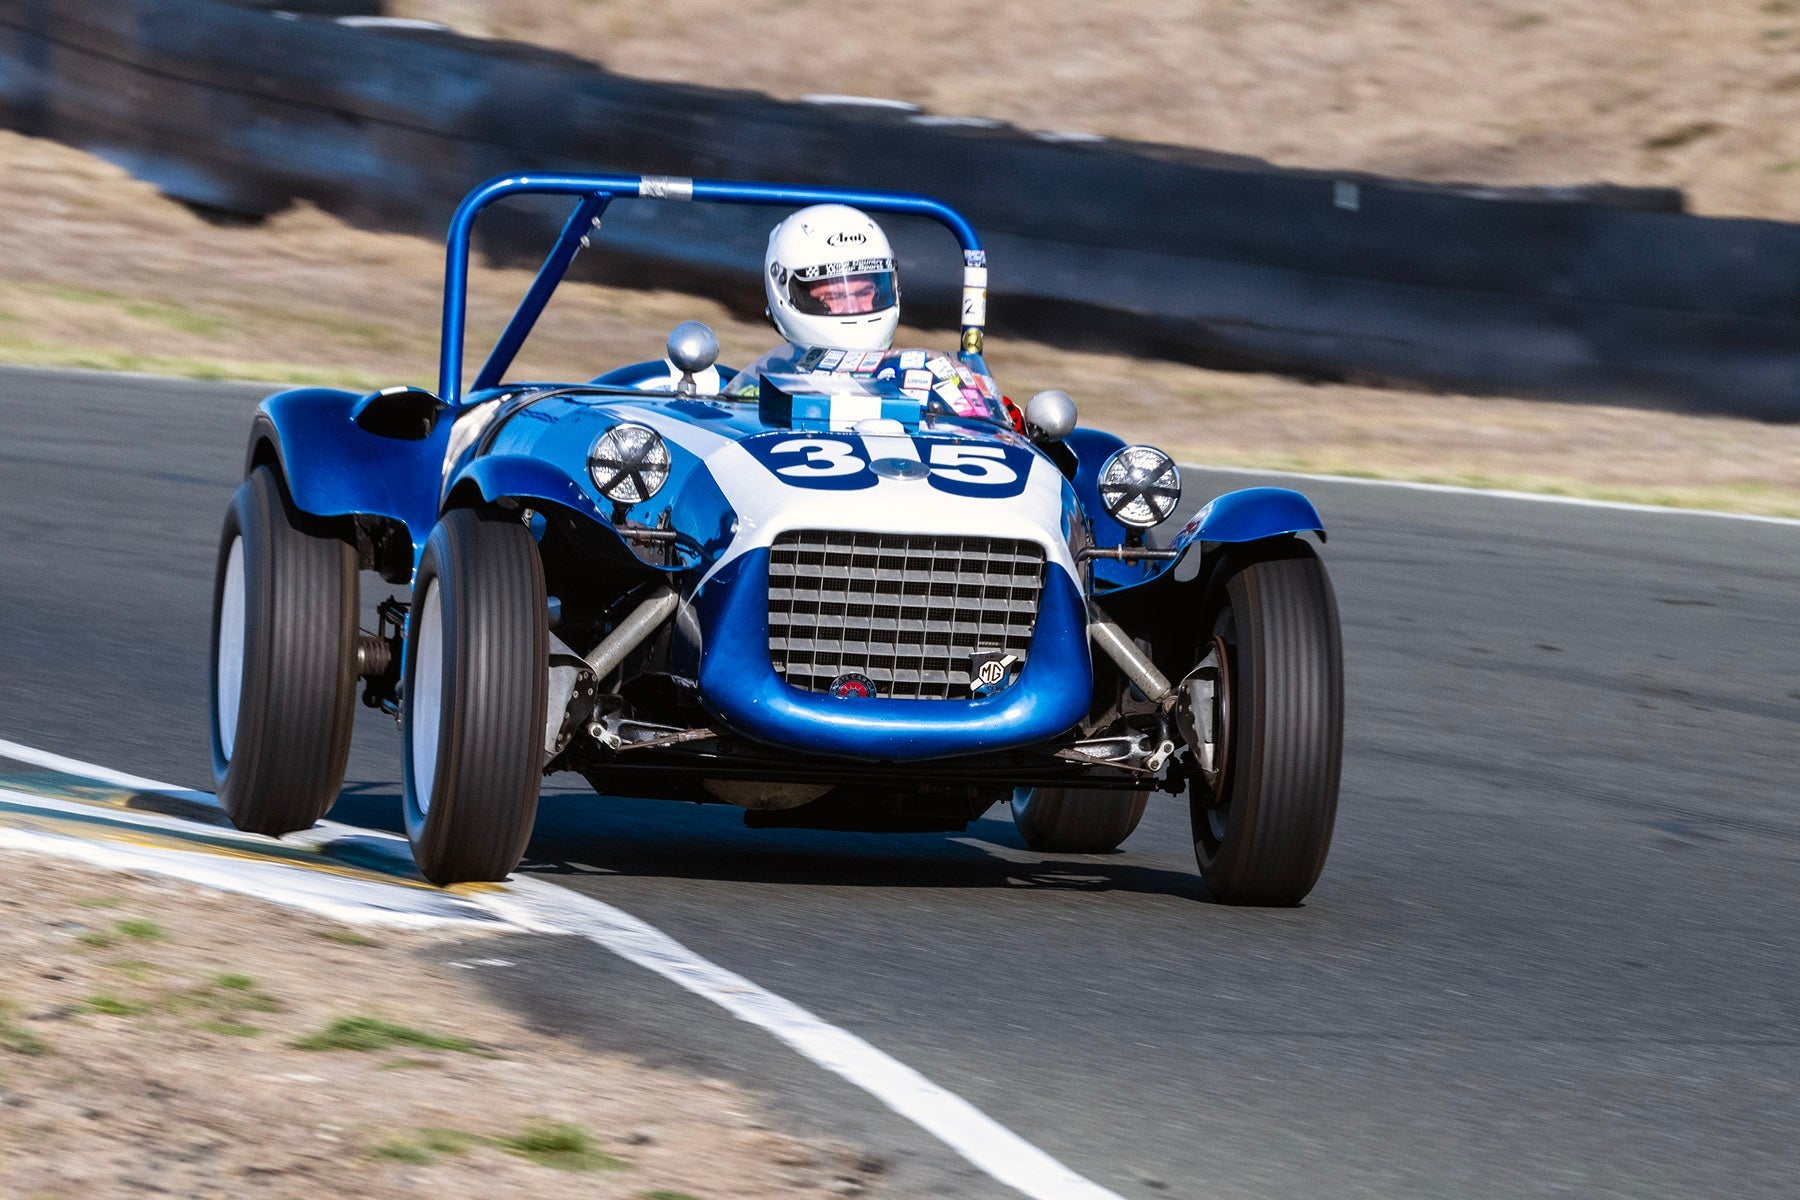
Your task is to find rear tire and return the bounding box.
[209,466,358,835]
[402,508,547,885]
[1010,787,1148,854]
[1190,540,1342,905]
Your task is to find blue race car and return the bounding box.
[209,172,1343,904]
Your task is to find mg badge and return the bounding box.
[970,651,1020,696]
[829,672,878,699]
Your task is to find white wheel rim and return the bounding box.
[410,581,444,816]
[215,535,246,760]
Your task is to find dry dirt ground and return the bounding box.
[397,0,1800,222]
[3,127,1799,514]
[0,851,883,1200]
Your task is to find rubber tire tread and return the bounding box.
[404,508,548,885]
[210,466,358,835]
[1010,787,1149,854]
[1194,541,1343,906]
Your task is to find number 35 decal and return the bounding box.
[755,435,1032,497]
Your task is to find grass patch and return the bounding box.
[85,994,150,1017]
[314,929,379,947]
[641,1192,703,1200]
[496,1120,623,1172]
[0,1003,49,1056]
[195,1018,262,1037]
[106,960,158,983]
[367,1127,479,1166]
[115,919,165,942]
[291,1015,482,1055]
[75,895,126,909]
[76,931,118,949]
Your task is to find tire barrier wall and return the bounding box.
[3,0,1799,418]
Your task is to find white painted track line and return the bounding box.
[0,738,1127,1200]
[1191,463,1800,527]
[487,877,1128,1200]
[0,735,217,803]
[0,825,499,930]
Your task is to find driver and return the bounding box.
[763,204,900,351]
[721,206,1016,427]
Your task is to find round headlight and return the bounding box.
[1098,445,1181,527]
[588,423,670,504]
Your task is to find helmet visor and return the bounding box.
[787,258,897,317]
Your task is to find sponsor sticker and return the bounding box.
[818,348,845,370]
[964,249,987,267]
[901,387,931,402]
[902,369,933,391]
[926,357,955,380]
[899,349,926,369]
[858,350,887,372]
[932,379,962,405]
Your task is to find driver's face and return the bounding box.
[806,276,879,315]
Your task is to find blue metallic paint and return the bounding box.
[1169,486,1325,549]
[693,549,1093,761]
[452,454,701,572]
[251,388,448,548]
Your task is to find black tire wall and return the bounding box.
[3,0,1799,417]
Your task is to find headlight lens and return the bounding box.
[588,423,671,503]
[1098,445,1181,527]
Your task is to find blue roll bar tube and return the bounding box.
[439,173,987,404]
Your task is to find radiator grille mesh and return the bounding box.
[767,531,1044,699]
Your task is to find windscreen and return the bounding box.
[787,258,898,316]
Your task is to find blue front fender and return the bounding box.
[451,454,699,572]
[1171,486,1325,549]
[249,388,448,547]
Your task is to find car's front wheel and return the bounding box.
[1009,787,1148,854]
[209,465,358,836]
[402,508,548,885]
[1187,539,1342,905]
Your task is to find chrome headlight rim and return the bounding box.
[1098,444,1182,528]
[588,422,671,504]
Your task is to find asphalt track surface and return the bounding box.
[1,365,1796,1198]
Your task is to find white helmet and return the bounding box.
[764,205,899,351]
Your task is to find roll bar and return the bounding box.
[440,172,988,404]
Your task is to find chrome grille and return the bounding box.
[767,531,1045,699]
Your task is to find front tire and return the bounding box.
[402,508,547,885]
[209,466,358,835]
[1190,539,1342,905]
[1010,787,1148,854]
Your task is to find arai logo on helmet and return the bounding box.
[825,229,868,248]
